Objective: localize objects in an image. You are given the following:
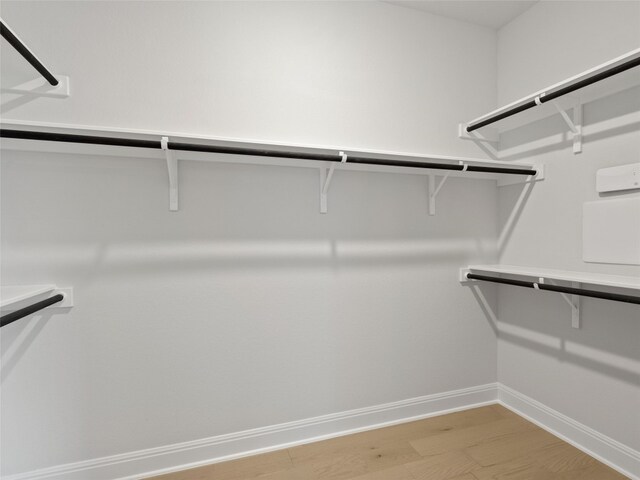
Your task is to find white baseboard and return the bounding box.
[6,383,498,480]
[498,383,640,480]
[9,383,638,480]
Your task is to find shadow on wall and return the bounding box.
[498,85,640,161]
[2,237,498,277]
[463,283,640,387]
[0,311,57,382]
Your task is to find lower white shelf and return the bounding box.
[461,265,640,292]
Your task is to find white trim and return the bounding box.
[5,384,497,480]
[498,383,640,480]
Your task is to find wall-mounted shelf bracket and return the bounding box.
[428,162,465,216]
[544,96,582,154]
[0,75,70,98]
[457,124,499,157]
[552,280,581,328]
[319,151,347,214]
[161,136,179,211]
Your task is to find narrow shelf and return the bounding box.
[464,265,640,291]
[0,120,537,180]
[0,120,542,213]
[462,48,640,134]
[1,285,57,308]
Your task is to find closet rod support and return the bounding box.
[161,136,179,211]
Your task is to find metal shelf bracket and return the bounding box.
[555,281,581,328]
[161,136,179,211]
[320,151,347,214]
[428,162,466,215]
[547,97,582,154]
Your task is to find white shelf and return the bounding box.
[463,48,640,134]
[464,264,640,291]
[0,119,538,181]
[1,285,56,308]
[0,120,542,213]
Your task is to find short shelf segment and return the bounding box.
[461,265,640,328]
[0,285,56,308]
[463,265,640,291]
[463,48,640,134]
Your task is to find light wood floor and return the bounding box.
[148,405,628,480]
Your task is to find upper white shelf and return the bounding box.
[0,119,537,181]
[463,48,640,134]
[1,285,57,309]
[465,264,640,291]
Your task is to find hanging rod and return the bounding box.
[466,273,640,305]
[0,19,59,86]
[466,55,640,132]
[0,293,65,328]
[0,129,537,176]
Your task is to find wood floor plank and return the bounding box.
[404,450,479,480]
[464,428,562,467]
[470,456,554,480]
[344,464,414,480]
[410,417,535,457]
[530,440,598,473]
[548,464,629,480]
[288,438,421,479]
[149,450,292,480]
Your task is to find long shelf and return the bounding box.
[0,120,541,213]
[464,265,640,291]
[0,119,536,177]
[462,48,640,134]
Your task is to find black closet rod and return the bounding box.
[466,273,640,305]
[0,129,537,176]
[0,294,65,328]
[466,55,640,132]
[0,19,59,86]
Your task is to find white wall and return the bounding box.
[496,0,640,457]
[0,2,499,477]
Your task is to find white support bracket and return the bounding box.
[554,281,581,328]
[458,124,500,158]
[161,136,179,212]
[1,75,70,98]
[536,277,581,328]
[548,98,582,154]
[428,162,466,215]
[319,151,347,214]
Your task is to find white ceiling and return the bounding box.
[387,1,538,29]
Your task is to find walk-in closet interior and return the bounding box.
[0,1,639,479]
